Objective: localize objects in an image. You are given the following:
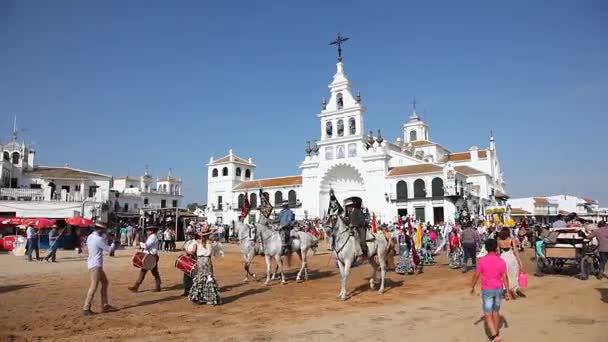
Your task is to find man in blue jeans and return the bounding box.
[44,225,61,262]
[461,223,480,273]
[470,239,511,342]
[26,223,40,261]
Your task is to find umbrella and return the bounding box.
[1,217,23,226]
[65,217,95,227]
[22,218,57,229]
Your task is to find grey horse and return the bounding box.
[235,221,259,282]
[328,215,388,300]
[254,216,318,285]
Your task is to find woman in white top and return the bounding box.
[188,227,221,305]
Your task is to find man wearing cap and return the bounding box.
[345,197,368,257]
[129,226,161,292]
[83,223,117,316]
[276,200,295,254]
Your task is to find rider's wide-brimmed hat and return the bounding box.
[282,200,289,206]
[94,222,107,230]
[343,196,362,208]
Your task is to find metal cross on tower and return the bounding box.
[329,33,350,62]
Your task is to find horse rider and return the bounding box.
[276,200,295,254]
[344,196,368,257]
[327,189,344,250]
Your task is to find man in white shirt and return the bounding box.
[128,226,161,293]
[126,224,135,247]
[83,223,116,316]
[25,223,40,261]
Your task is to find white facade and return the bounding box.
[508,194,603,222]
[0,140,111,219]
[206,59,507,225]
[111,170,183,215]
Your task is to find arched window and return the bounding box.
[124,203,129,212]
[250,193,257,208]
[414,179,426,198]
[238,194,244,209]
[175,185,180,195]
[11,152,19,165]
[274,191,283,205]
[288,190,297,208]
[431,178,444,198]
[396,181,408,201]
[245,169,251,178]
[236,167,241,177]
[170,184,174,194]
[2,151,9,161]
[326,121,333,138]
[222,167,228,176]
[349,118,356,135]
[336,93,344,109]
[409,130,417,141]
[144,198,149,205]
[336,145,345,159]
[337,119,344,137]
[212,168,218,177]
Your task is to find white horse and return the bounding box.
[255,218,318,285]
[328,215,388,300]
[235,221,258,282]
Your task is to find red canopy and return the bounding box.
[22,218,57,229]
[65,217,95,227]
[1,217,23,226]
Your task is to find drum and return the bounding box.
[132,252,157,270]
[175,255,196,277]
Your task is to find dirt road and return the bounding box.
[0,245,605,341]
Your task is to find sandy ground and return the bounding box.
[0,242,606,342]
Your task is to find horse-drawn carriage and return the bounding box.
[541,227,600,278]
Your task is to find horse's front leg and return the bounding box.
[264,255,272,285]
[271,264,279,281]
[378,253,386,294]
[296,250,304,282]
[340,259,351,301]
[275,255,287,284]
[303,251,309,281]
[368,252,378,291]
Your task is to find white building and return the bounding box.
[206,57,507,225]
[111,169,183,216]
[508,195,605,223]
[0,139,111,219]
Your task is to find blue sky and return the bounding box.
[1,1,606,204]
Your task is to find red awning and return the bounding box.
[0,217,23,226]
[65,217,95,227]
[22,218,57,229]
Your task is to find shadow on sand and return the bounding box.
[474,314,509,340]
[347,279,405,298]
[596,288,608,303]
[0,283,35,294]
[120,295,183,310]
[222,288,270,304]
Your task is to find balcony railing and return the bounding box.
[0,188,44,200]
[0,188,107,203]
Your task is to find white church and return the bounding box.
[206,55,507,225]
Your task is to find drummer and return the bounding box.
[181,231,197,296]
[128,226,162,293]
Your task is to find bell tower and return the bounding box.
[403,100,429,143]
[317,34,365,145]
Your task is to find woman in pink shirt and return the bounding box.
[470,239,511,342]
